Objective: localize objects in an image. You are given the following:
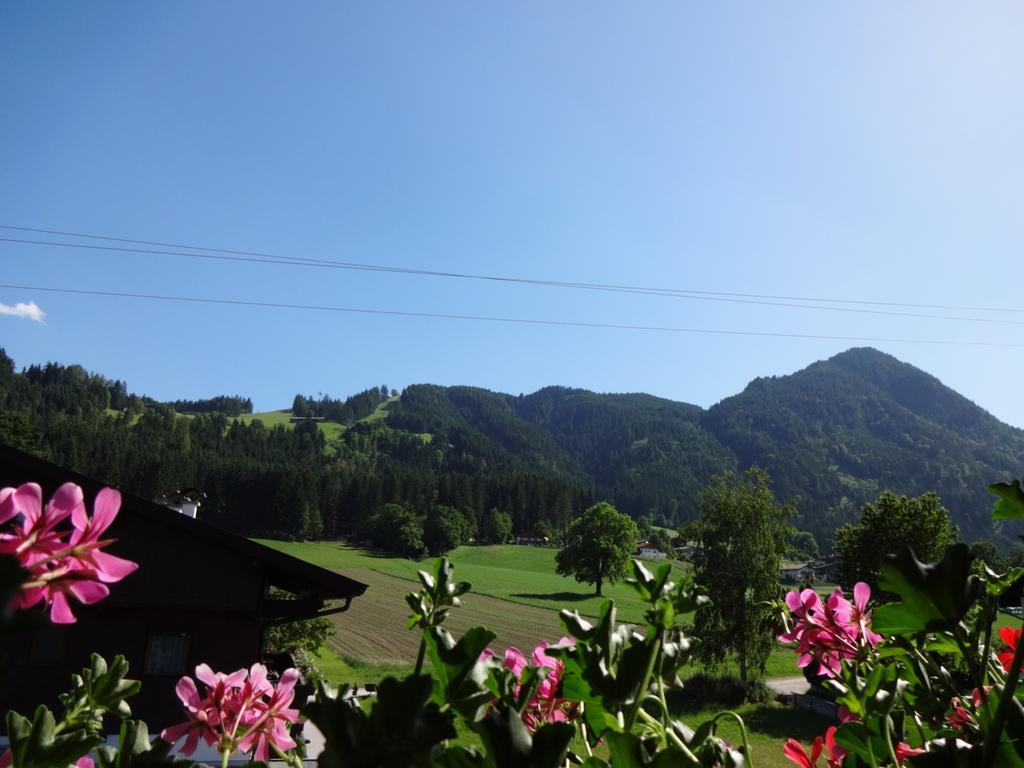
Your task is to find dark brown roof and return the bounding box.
[0,443,367,601]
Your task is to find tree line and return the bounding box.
[0,350,590,543]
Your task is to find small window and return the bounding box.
[144,632,191,676]
[29,628,66,666]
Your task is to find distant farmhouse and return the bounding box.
[673,543,697,561]
[0,444,368,730]
[779,561,815,584]
[636,540,668,559]
[515,532,549,546]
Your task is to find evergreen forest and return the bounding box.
[0,346,1020,550]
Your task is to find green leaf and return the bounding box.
[425,626,497,720]
[7,705,104,768]
[873,544,979,635]
[991,479,1024,521]
[304,675,456,768]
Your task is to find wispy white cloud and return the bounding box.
[0,301,46,323]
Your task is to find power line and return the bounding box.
[5,234,1024,328]
[2,222,1021,316]
[2,281,1022,348]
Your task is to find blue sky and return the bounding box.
[2,3,1023,426]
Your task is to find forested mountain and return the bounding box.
[0,347,1020,548]
[702,348,1024,544]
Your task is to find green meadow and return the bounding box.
[259,541,799,679]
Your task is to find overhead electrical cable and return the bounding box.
[1,282,1022,348]
[3,234,1024,328]
[1,223,1022,315]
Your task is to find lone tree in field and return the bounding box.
[555,502,639,596]
[834,491,958,593]
[692,467,790,683]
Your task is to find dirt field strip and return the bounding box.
[326,568,571,664]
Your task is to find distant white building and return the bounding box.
[779,562,815,584]
[636,540,668,559]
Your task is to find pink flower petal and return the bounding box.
[90,488,121,535]
[161,721,192,744]
[503,647,526,677]
[276,668,300,697]
[90,551,139,582]
[252,734,269,762]
[0,487,18,525]
[68,580,110,604]
[853,582,870,613]
[13,483,43,525]
[195,663,219,688]
[49,482,84,523]
[268,719,297,751]
[49,591,77,624]
[223,668,248,688]
[175,676,201,709]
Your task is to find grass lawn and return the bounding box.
[260,541,686,624]
[312,646,414,686]
[264,540,801,677]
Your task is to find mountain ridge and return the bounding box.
[0,346,1020,547]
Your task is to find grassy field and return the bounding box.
[261,541,683,624]
[261,540,800,678]
[231,398,402,442]
[234,410,345,440]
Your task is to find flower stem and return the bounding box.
[638,708,697,762]
[625,637,661,731]
[711,712,754,768]
[578,703,594,758]
[882,713,900,768]
[414,637,427,676]
[219,747,231,768]
[271,739,302,768]
[982,621,1024,768]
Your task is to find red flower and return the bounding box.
[895,741,926,764]
[946,686,990,733]
[783,727,844,768]
[783,736,822,768]
[998,626,1020,672]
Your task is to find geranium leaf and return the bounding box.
[873,544,979,634]
[991,480,1024,521]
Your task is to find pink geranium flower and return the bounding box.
[237,667,301,761]
[0,482,138,624]
[69,488,139,582]
[779,582,881,678]
[0,483,72,566]
[480,638,577,730]
[162,663,301,761]
[160,674,223,755]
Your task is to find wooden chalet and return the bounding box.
[0,443,368,729]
